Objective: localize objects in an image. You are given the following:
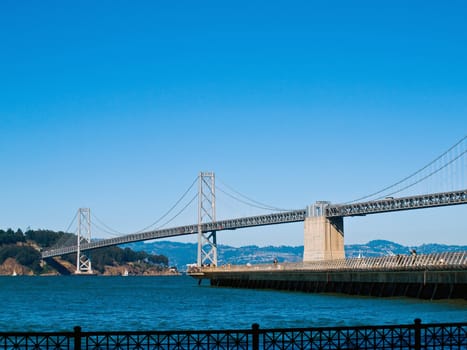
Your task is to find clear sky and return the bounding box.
[1,1,467,247]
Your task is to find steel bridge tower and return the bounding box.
[76,208,93,274]
[197,172,217,267]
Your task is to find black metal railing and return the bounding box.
[0,319,465,349]
[0,331,74,349]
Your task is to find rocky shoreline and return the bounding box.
[0,258,34,276]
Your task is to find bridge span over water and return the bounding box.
[41,189,467,259]
[42,136,467,273]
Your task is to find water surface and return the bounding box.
[0,276,465,332]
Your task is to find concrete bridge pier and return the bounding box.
[303,201,344,262]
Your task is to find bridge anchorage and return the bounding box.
[303,190,467,262]
[304,201,344,262]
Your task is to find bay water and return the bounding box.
[0,276,465,332]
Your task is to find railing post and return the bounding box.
[252,323,260,350]
[414,318,421,350]
[74,326,82,350]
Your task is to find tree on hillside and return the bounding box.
[88,246,169,273]
[0,229,26,245]
[25,230,74,248]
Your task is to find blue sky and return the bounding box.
[1,1,467,247]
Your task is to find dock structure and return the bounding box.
[189,252,467,300]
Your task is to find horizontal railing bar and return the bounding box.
[0,332,74,336]
[2,321,466,336]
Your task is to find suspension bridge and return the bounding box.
[41,136,467,275]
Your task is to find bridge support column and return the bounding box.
[197,172,217,267]
[76,208,93,274]
[303,202,344,262]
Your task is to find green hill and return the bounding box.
[0,229,171,275]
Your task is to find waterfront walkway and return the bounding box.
[192,252,466,273]
[189,252,467,299]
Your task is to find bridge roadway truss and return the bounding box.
[41,209,307,258]
[326,189,467,217]
[41,189,467,259]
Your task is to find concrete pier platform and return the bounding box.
[189,252,467,300]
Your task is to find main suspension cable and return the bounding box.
[90,219,122,238]
[63,211,78,234]
[153,193,198,230]
[216,185,284,211]
[347,135,467,203]
[375,149,467,199]
[217,178,292,211]
[133,176,198,233]
[91,213,125,236]
[86,176,199,238]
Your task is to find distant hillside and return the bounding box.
[126,240,467,271]
[125,241,304,269]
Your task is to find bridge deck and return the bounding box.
[326,190,467,217]
[41,209,307,258]
[42,189,467,258]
